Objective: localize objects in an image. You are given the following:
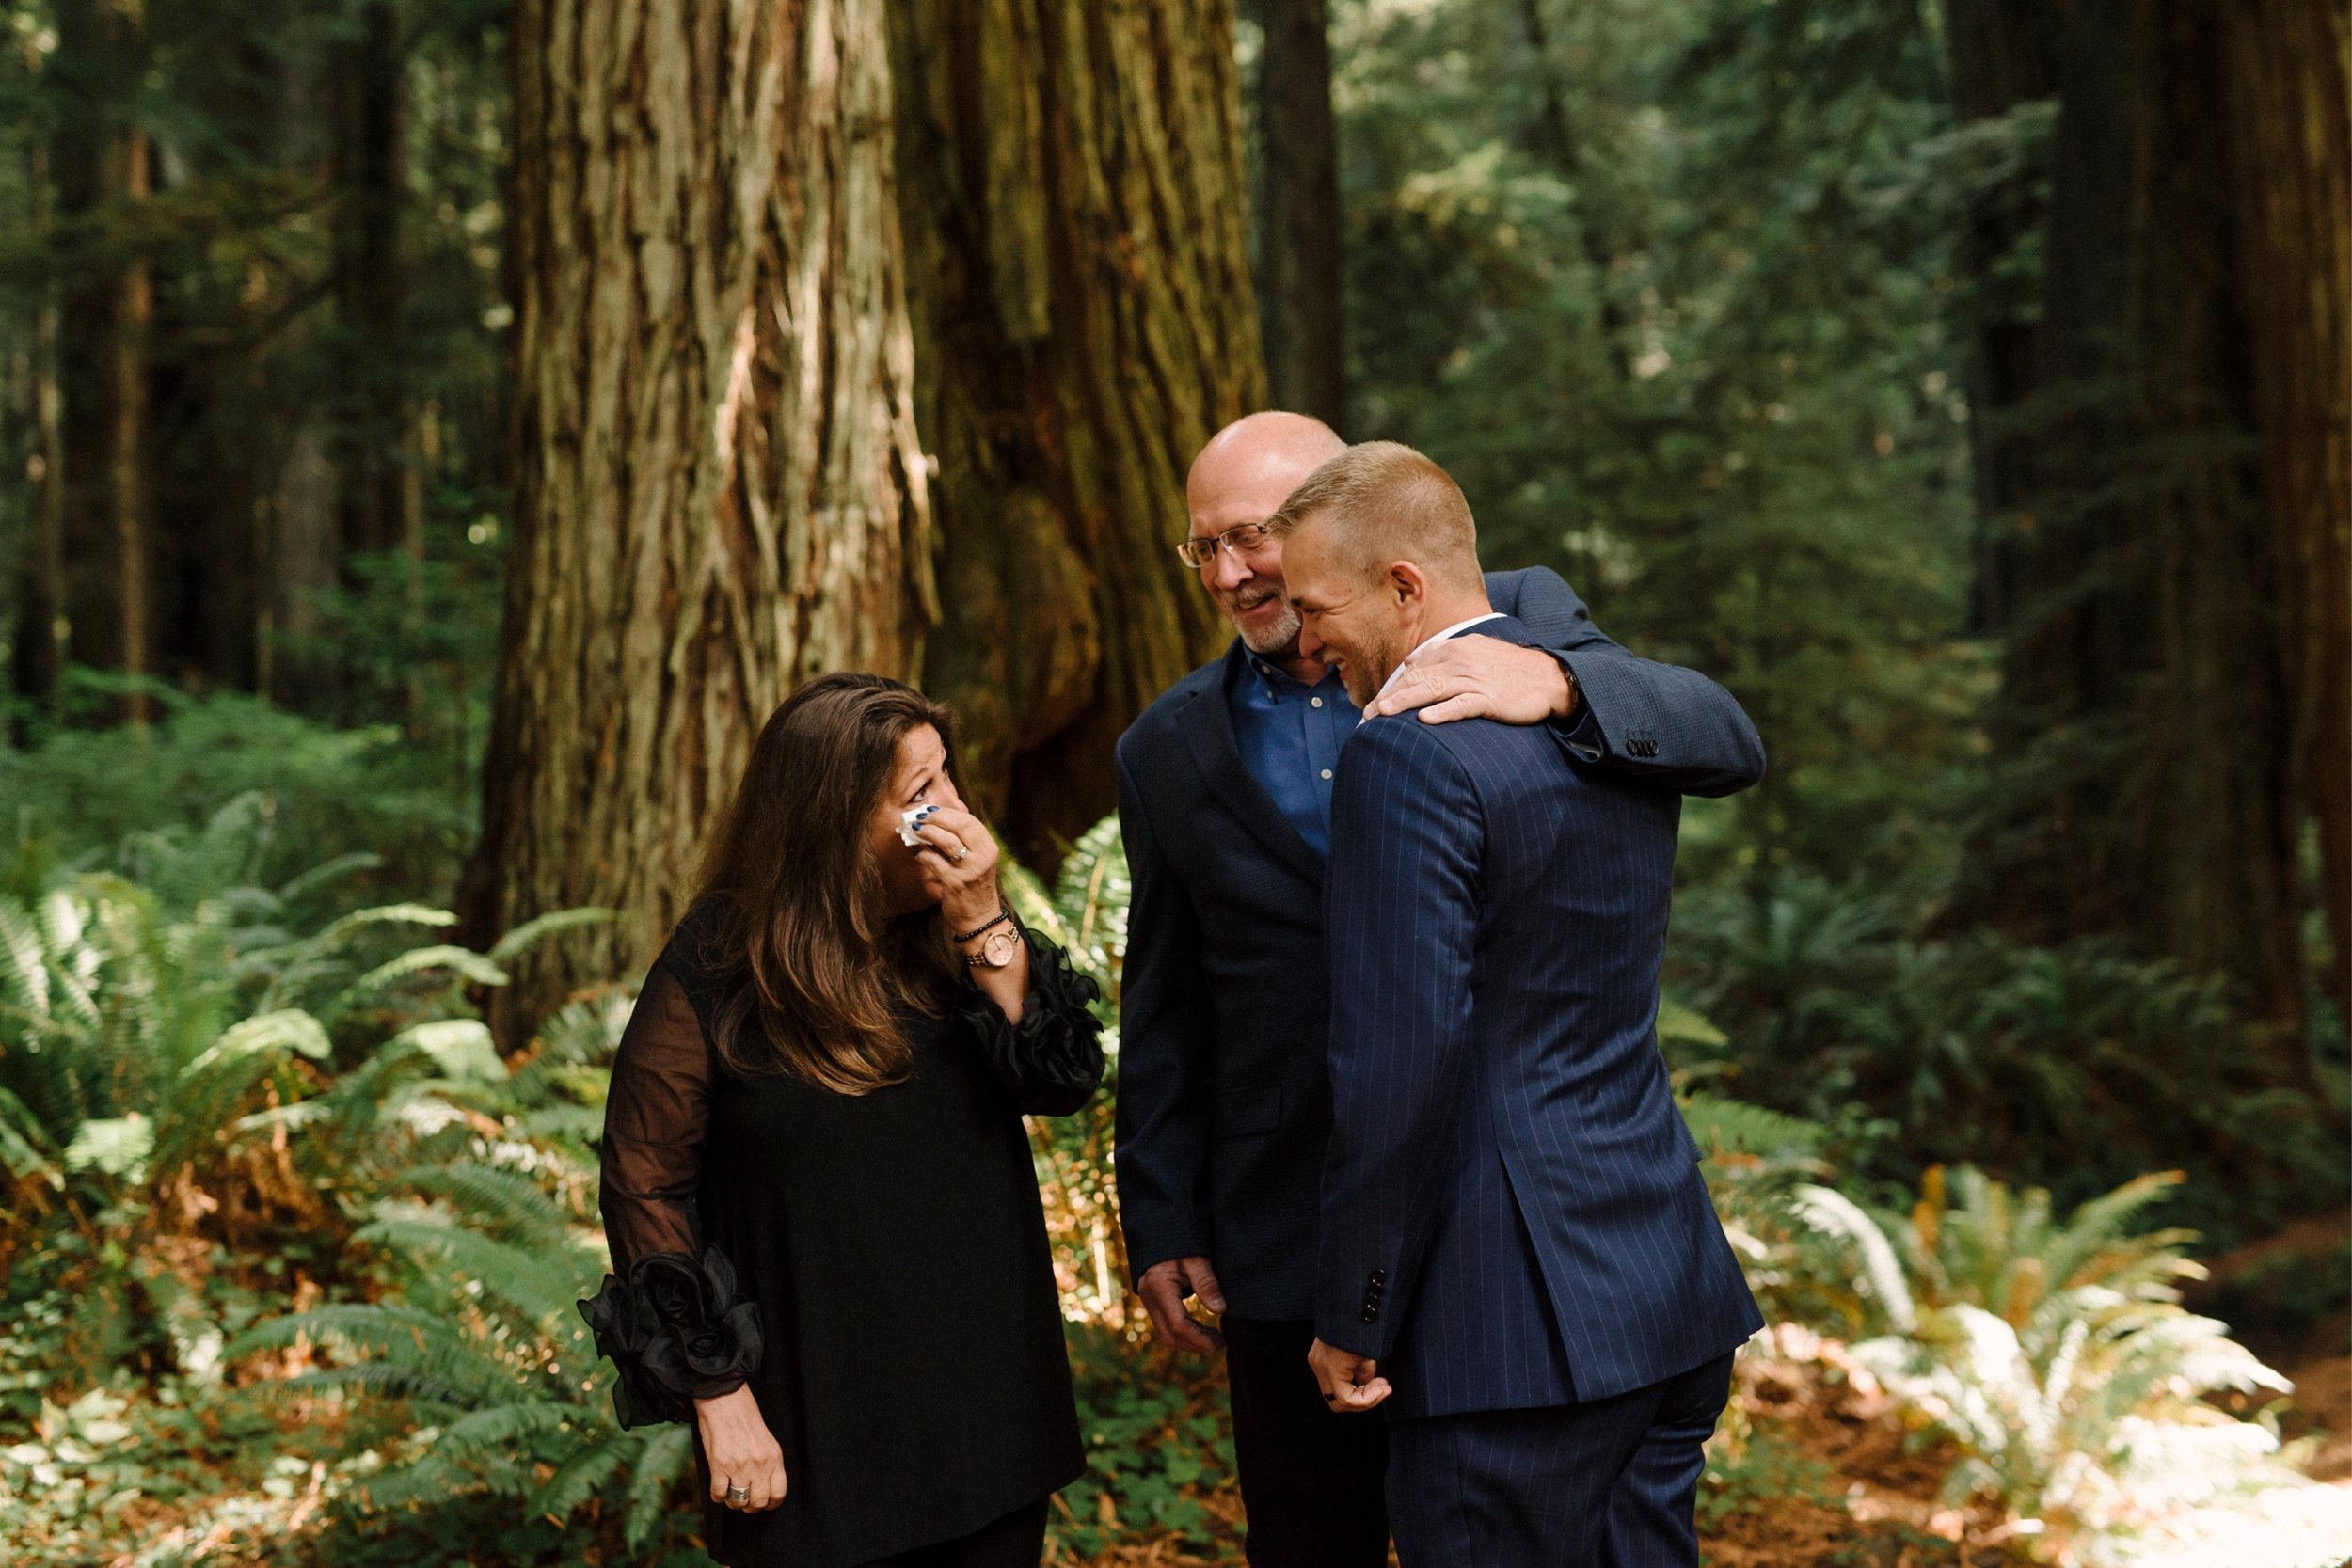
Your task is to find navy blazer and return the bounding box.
[1114,568,1764,1321]
[1316,615,1763,1418]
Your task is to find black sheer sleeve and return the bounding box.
[951,931,1107,1117]
[580,961,762,1428]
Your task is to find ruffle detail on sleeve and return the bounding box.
[578,1245,763,1429]
[954,932,1107,1117]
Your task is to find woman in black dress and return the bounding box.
[580,673,1104,1568]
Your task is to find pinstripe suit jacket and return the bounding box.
[1115,568,1766,1321]
[1316,616,1763,1418]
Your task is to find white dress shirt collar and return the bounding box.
[1364,610,1506,719]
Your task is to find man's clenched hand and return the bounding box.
[1360,634,1575,726]
[1137,1256,1228,1354]
[1307,1338,1391,1413]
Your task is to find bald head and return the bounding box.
[1182,412,1346,663]
[1186,411,1344,515]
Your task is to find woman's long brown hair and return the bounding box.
[689,673,961,1092]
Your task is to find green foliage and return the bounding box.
[227,1158,701,1561]
[1005,815,1135,1323]
[0,679,477,900]
[1335,0,1986,891]
[1054,1325,1236,1557]
[0,794,501,1209]
[1696,1427,1836,1531]
[1670,870,2348,1248]
[1792,1165,2306,1555]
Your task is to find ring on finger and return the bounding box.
[724,1481,750,1505]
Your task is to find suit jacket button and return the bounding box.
[1361,1307,1378,1323]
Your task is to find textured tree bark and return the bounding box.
[1249,0,1345,426]
[889,0,1262,863]
[1947,0,2312,1030]
[469,0,1261,1022]
[2224,0,2350,1011]
[464,0,934,1027]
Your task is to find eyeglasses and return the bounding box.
[1176,519,1277,569]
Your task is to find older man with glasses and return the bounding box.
[1112,412,1766,1567]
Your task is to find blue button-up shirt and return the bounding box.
[1225,652,1359,862]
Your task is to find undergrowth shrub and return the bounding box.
[1671,869,2347,1248]
[1,674,473,900]
[1793,1164,2310,1561]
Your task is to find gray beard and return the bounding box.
[1233,598,1303,656]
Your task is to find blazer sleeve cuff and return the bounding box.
[1549,648,1618,760]
[1314,1313,1387,1361]
[1118,1196,1216,1285]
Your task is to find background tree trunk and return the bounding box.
[331,0,408,566]
[1939,0,2061,638]
[11,130,69,721]
[2224,0,2350,1011]
[463,0,934,1029]
[1248,0,1345,426]
[1946,0,2311,1032]
[890,0,1263,863]
[53,0,156,717]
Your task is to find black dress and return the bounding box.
[581,900,1104,1568]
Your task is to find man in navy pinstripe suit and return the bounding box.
[1117,413,1765,1565]
[1276,441,1763,1567]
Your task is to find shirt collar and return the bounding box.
[1245,651,1344,697]
[1365,611,1507,717]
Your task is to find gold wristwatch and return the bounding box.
[966,925,1021,969]
[954,905,1021,969]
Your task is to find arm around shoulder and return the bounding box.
[1551,645,1766,797]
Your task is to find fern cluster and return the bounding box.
[227,1159,693,1555]
[1794,1165,2306,1559]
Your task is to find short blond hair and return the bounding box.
[1266,441,1482,591]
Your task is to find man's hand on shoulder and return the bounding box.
[1136,1256,1228,1354]
[1360,635,1575,727]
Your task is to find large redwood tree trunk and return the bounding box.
[2225,0,2350,1010]
[464,0,935,1024]
[466,0,1263,1023]
[889,0,1263,861]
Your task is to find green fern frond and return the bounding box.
[530,1431,637,1524]
[1792,1183,1917,1332]
[1680,1092,1824,1157]
[230,1304,522,1408]
[487,909,617,964]
[394,1162,573,1244]
[339,944,509,1006]
[2041,1170,2188,1290]
[627,1424,694,1550]
[357,1213,596,1340]
[274,852,387,908]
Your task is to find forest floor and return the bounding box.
[1069,1210,2352,1568]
